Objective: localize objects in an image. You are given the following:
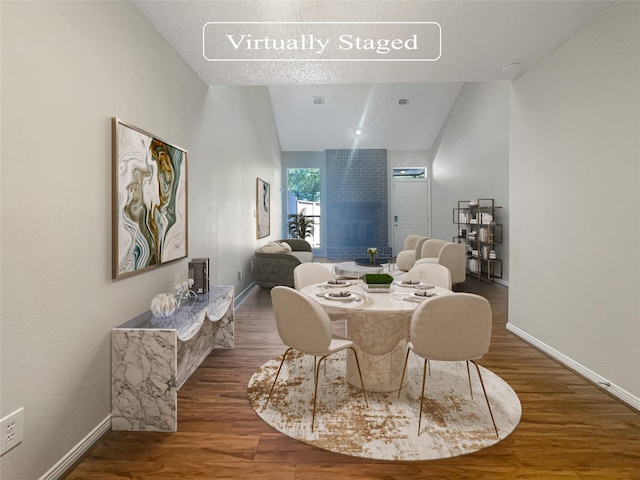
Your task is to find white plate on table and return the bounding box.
[394,280,422,287]
[322,280,351,288]
[394,280,435,289]
[324,292,358,301]
[413,290,437,299]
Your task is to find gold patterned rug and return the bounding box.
[248,350,521,461]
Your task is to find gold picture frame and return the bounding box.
[112,118,188,279]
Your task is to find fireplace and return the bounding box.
[325,149,390,261]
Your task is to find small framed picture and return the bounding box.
[256,177,270,239]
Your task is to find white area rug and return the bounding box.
[248,350,521,461]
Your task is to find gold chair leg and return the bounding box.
[265,347,293,408]
[313,355,318,383]
[348,347,368,407]
[471,361,499,438]
[466,360,474,398]
[418,358,428,436]
[397,348,411,398]
[313,355,327,380]
[312,349,369,433]
[311,355,327,433]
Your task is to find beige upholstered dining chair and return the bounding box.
[267,286,368,432]
[397,293,499,437]
[293,263,334,290]
[293,263,346,323]
[404,263,453,290]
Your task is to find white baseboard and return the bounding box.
[506,323,640,412]
[41,285,256,479]
[39,415,111,480]
[235,282,255,306]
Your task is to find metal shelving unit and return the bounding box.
[452,198,503,282]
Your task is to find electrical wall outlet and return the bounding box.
[1,408,24,456]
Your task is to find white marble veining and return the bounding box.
[345,310,411,392]
[176,288,234,388]
[111,285,234,432]
[301,281,452,393]
[206,289,235,349]
[141,287,234,342]
[111,330,177,431]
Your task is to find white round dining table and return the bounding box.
[300,279,453,392]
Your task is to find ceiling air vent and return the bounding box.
[397,98,411,106]
[311,96,326,106]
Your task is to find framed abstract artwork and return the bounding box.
[112,118,188,279]
[256,177,270,239]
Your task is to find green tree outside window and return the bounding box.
[288,168,320,202]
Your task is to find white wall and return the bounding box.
[509,2,640,401]
[190,85,282,292]
[430,82,510,283]
[388,151,431,171]
[0,2,281,479]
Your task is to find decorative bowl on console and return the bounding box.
[150,293,178,318]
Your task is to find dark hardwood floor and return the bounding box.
[65,277,640,479]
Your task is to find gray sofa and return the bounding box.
[254,239,314,289]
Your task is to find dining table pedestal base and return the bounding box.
[345,310,412,393]
[301,280,454,394]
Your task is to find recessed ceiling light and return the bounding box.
[354,128,363,135]
[398,98,411,106]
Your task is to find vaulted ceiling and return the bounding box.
[134,0,615,151]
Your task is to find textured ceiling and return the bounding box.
[133,0,615,151]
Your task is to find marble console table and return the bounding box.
[111,285,234,432]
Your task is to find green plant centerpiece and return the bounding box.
[287,208,315,240]
[363,273,394,291]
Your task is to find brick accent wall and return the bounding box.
[325,149,391,261]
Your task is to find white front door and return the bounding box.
[392,180,430,254]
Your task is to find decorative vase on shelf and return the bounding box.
[150,293,178,318]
